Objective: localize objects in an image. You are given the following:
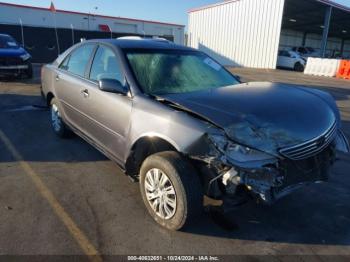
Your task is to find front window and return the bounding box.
[0,35,19,49]
[125,50,239,95]
[89,45,124,83]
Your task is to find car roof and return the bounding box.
[84,38,197,51]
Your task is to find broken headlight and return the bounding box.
[208,134,276,166]
[20,53,31,61]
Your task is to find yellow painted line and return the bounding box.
[0,130,103,262]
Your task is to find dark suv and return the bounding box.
[41,38,349,230]
[0,34,32,78]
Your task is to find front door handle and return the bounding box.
[55,74,60,81]
[81,89,89,98]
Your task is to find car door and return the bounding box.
[277,50,290,68]
[285,51,297,68]
[54,43,96,133]
[79,44,132,161]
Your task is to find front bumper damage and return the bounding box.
[187,130,348,205]
[0,64,29,76]
[0,56,31,76]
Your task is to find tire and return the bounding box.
[140,151,203,231]
[50,98,71,138]
[294,62,304,72]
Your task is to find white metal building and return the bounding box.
[0,2,185,44]
[0,2,185,62]
[188,0,350,69]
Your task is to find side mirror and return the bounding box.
[98,78,128,95]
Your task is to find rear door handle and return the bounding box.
[55,74,60,81]
[81,89,89,98]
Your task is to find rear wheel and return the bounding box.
[50,98,71,138]
[140,151,203,230]
[294,62,304,72]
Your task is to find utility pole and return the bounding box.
[70,24,75,45]
[320,6,332,58]
[50,2,60,55]
[19,18,25,47]
[87,13,90,30]
[88,7,98,31]
[53,14,60,55]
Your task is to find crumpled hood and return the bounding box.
[161,82,337,155]
[0,47,26,57]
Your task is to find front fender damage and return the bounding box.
[183,130,337,205]
[183,133,283,204]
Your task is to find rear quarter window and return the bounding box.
[59,44,95,77]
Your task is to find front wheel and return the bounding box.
[140,151,203,231]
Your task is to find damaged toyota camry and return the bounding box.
[41,38,349,230]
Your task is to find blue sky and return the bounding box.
[1,0,350,27]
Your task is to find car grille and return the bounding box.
[279,121,337,160]
[0,57,23,66]
[274,143,335,198]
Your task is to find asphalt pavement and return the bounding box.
[0,65,350,260]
